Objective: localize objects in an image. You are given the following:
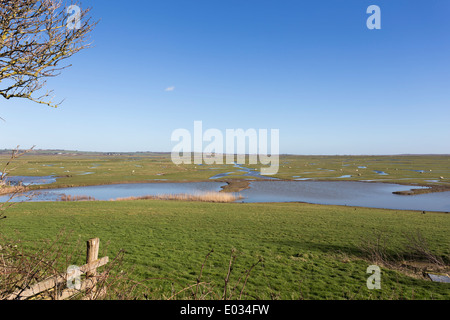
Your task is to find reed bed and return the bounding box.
[113,192,242,203]
[59,194,97,202]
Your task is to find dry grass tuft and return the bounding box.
[358,230,449,279]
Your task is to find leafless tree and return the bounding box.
[0,0,96,108]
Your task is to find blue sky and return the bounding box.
[1,0,449,154]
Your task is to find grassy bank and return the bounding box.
[1,201,449,299]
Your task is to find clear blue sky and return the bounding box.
[1,0,449,154]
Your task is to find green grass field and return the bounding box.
[2,200,449,300]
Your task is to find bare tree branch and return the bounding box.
[0,0,96,108]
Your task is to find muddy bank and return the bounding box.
[393,185,450,196]
[219,180,251,193]
[0,186,28,197]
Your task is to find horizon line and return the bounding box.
[1,149,449,157]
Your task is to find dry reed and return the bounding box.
[59,194,97,202]
[113,192,243,203]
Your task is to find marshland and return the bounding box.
[1,151,449,299]
[1,0,449,303]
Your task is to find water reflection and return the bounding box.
[1,179,449,212]
[240,181,450,212]
[1,182,227,202]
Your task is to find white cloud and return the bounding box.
[165,86,175,92]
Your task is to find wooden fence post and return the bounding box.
[86,238,100,277]
[86,238,100,298]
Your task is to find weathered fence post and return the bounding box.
[86,238,100,277]
[85,238,100,298]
